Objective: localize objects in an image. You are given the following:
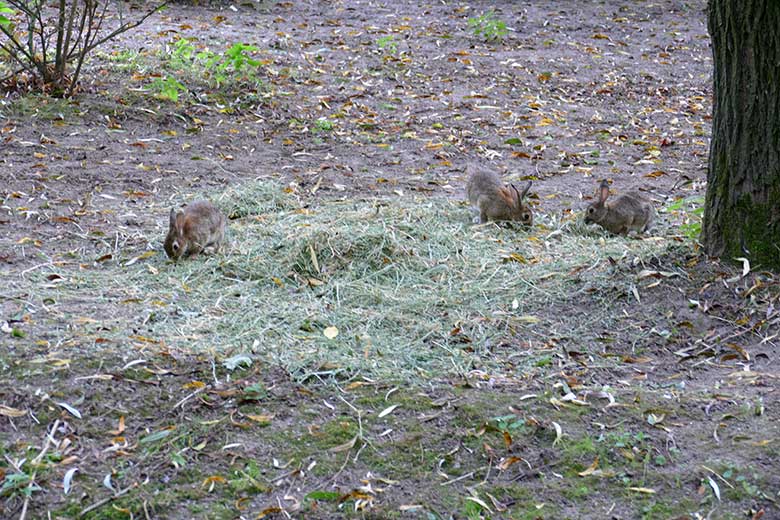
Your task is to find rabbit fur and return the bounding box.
[466,168,533,225]
[164,200,226,260]
[584,180,655,235]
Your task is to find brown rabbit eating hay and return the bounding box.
[164,200,226,260]
[466,168,533,226]
[584,180,655,235]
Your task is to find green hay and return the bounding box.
[16,180,684,383]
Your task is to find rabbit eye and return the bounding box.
[587,207,594,214]
[172,243,180,251]
[522,213,530,221]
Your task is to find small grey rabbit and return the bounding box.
[584,180,655,235]
[466,168,533,225]
[164,200,226,260]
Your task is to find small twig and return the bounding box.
[78,483,137,518]
[211,358,220,386]
[481,461,492,485]
[20,261,59,276]
[336,395,374,462]
[701,465,735,489]
[269,466,302,483]
[32,420,60,468]
[420,409,447,423]
[173,385,208,410]
[510,460,557,482]
[20,419,60,520]
[205,156,240,177]
[276,497,292,520]
[440,466,487,487]
[329,449,352,484]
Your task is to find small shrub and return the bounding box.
[376,35,397,54]
[468,10,508,41]
[149,39,265,102]
[665,196,704,240]
[0,0,165,95]
[150,76,188,102]
[0,2,12,27]
[312,117,334,133]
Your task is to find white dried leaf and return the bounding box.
[552,421,563,447]
[57,402,82,419]
[121,359,147,370]
[63,468,78,495]
[465,496,493,513]
[708,476,721,500]
[222,354,253,371]
[378,404,400,418]
[735,257,750,277]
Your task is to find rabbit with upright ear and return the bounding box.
[584,180,655,235]
[466,167,533,225]
[164,200,226,260]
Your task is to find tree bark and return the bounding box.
[704,0,780,269]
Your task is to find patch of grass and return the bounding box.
[504,502,560,520]
[1,442,65,506]
[637,497,700,519]
[562,483,591,501]
[0,94,80,120]
[363,434,442,479]
[216,179,298,219]
[712,464,772,501]
[96,49,143,71]
[228,460,271,494]
[18,180,683,386]
[564,436,598,459]
[311,117,335,133]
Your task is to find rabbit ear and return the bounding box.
[169,208,177,228]
[599,180,610,203]
[498,187,515,207]
[510,184,522,208]
[171,209,186,231]
[520,180,532,200]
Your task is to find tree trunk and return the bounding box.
[704,0,780,269]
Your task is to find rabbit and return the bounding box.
[163,200,226,260]
[466,168,533,225]
[584,180,655,235]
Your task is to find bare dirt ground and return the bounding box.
[1,1,779,519]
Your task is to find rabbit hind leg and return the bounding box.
[201,241,221,255]
[186,240,206,258]
[641,216,654,233]
[468,206,481,224]
[206,238,222,254]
